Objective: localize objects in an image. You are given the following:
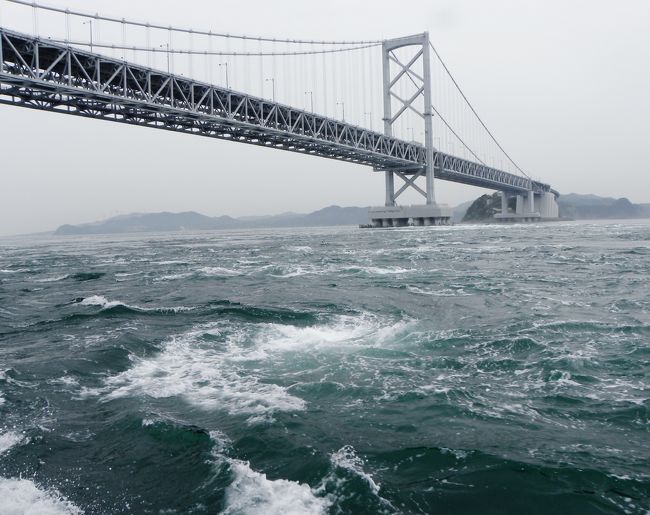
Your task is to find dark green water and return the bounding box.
[0,221,649,514]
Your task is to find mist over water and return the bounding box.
[0,221,649,514]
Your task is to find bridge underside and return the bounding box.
[0,77,415,171]
[0,28,556,200]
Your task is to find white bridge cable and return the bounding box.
[3,0,381,45]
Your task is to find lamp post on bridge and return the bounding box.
[218,63,229,89]
[265,78,276,102]
[336,101,345,122]
[82,20,93,53]
[304,91,313,112]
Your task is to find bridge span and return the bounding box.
[0,7,559,226]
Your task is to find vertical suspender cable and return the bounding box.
[168,26,173,73]
[32,3,38,36]
[207,31,212,84]
[243,36,249,96]
[121,18,126,60]
[188,29,193,78]
[145,23,150,68]
[321,45,327,117]
[65,9,70,43]
[258,37,263,98]
[368,45,375,131]
[311,42,316,111]
[95,14,100,56]
[271,39,276,102]
[225,34,231,89]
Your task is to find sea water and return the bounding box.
[0,220,648,513]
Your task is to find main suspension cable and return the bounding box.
[4,0,382,45]
[39,38,381,56]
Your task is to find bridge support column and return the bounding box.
[500,192,508,214]
[423,36,436,205]
[385,171,395,206]
[539,192,560,218]
[516,195,524,215]
[495,189,557,223]
[425,168,435,205]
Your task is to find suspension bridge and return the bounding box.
[0,0,559,226]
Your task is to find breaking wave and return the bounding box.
[0,478,81,515]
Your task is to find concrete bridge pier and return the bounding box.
[496,190,559,222]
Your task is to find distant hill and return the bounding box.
[56,212,240,235]
[55,206,372,235]
[53,194,650,235]
[557,194,649,219]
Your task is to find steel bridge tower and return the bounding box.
[369,32,452,227]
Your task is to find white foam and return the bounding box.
[94,314,408,423]
[0,431,25,455]
[340,265,414,275]
[329,445,380,495]
[80,295,123,310]
[114,271,143,278]
[198,266,241,277]
[406,285,470,297]
[46,376,79,388]
[154,272,193,282]
[34,275,68,283]
[98,334,306,423]
[0,478,81,515]
[223,460,330,515]
[252,315,410,356]
[79,295,194,313]
[207,431,329,515]
[269,265,320,278]
[286,246,313,253]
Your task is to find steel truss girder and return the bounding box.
[0,28,423,170]
[0,27,555,197]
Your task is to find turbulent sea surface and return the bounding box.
[0,221,649,514]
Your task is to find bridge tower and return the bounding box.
[369,32,452,227]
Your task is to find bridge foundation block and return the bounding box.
[368,204,452,228]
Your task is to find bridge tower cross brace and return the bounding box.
[381,32,435,207]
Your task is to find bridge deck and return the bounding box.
[0,28,553,195]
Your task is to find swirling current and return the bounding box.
[0,220,649,514]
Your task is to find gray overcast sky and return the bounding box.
[1,0,649,236]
